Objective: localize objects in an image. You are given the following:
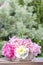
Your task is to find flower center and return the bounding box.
[16,46,25,55]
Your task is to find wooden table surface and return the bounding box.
[0,57,43,65]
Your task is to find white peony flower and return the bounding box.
[15,46,29,59]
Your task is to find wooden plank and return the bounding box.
[0,57,43,62]
[0,58,43,65]
[32,57,43,62]
[0,62,43,65]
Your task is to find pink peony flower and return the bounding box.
[9,37,33,49]
[23,39,33,48]
[17,38,32,46]
[2,36,41,60]
[29,43,41,56]
[2,42,15,59]
[9,36,20,48]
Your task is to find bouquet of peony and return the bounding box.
[2,36,41,61]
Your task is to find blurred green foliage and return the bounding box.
[33,0,43,24]
[33,0,43,57]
